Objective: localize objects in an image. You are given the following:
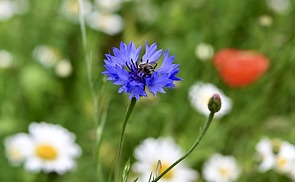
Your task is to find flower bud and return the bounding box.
[208,93,222,113]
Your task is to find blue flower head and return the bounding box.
[102,41,182,100]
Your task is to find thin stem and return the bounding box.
[152,112,215,182]
[78,0,97,127]
[96,99,110,182]
[78,0,103,181]
[114,98,137,182]
[78,0,87,50]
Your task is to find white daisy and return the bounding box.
[275,141,295,174]
[86,11,123,35]
[194,43,214,61]
[188,82,232,118]
[255,137,276,172]
[3,133,33,166]
[132,137,198,182]
[203,153,241,182]
[24,122,82,174]
[0,50,13,68]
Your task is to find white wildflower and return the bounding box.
[4,133,33,166]
[132,137,198,182]
[255,137,276,172]
[194,43,214,61]
[24,122,82,174]
[55,59,73,77]
[86,11,123,35]
[203,153,241,182]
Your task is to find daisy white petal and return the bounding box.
[275,141,295,173]
[255,137,276,172]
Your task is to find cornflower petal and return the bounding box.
[112,48,128,67]
[110,42,130,67]
[112,66,129,85]
[146,72,173,96]
[142,42,162,63]
[102,64,128,84]
[169,68,182,81]
[127,42,142,64]
[157,50,180,75]
[126,81,147,100]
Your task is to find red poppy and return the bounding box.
[213,48,269,87]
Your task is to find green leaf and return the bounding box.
[121,158,131,182]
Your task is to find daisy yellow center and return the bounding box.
[155,162,174,179]
[35,144,58,160]
[218,167,230,178]
[277,157,287,169]
[70,1,78,14]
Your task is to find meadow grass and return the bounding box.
[0,0,295,181]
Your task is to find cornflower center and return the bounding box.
[126,59,155,83]
[35,144,58,160]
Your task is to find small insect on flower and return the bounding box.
[137,60,157,76]
[102,41,182,100]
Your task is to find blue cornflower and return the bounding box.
[102,41,182,100]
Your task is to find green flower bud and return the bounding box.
[208,93,222,113]
[271,138,281,155]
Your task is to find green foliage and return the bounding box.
[121,158,131,182]
[1,0,295,182]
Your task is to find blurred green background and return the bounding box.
[1,0,295,181]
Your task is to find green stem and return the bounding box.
[114,97,137,182]
[152,112,215,182]
[78,0,103,180]
[96,101,109,182]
